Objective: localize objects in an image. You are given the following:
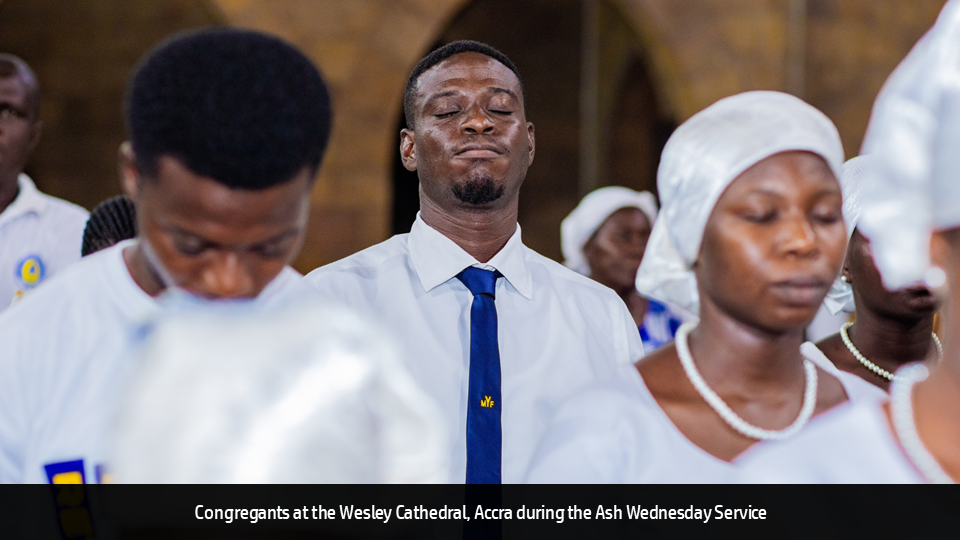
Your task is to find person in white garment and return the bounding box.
[0,54,88,312]
[0,29,338,484]
[737,0,960,483]
[561,186,684,354]
[304,40,644,484]
[111,301,448,484]
[812,156,940,393]
[526,90,884,484]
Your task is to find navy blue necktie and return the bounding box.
[457,267,502,484]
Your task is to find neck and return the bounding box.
[620,287,648,326]
[689,299,807,395]
[419,192,518,263]
[847,304,937,367]
[0,172,20,214]
[910,297,960,480]
[122,241,167,297]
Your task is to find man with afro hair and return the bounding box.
[0,28,336,483]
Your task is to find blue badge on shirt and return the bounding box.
[17,254,45,287]
[45,459,97,539]
[44,459,86,484]
[95,463,112,484]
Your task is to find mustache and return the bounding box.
[454,139,507,155]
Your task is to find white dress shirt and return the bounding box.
[525,341,886,483]
[304,213,644,483]
[0,174,88,312]
[0,240,318,483]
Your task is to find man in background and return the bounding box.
[0,54,88,312]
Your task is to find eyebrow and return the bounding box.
[489,87,518,100]
[422,86,519,108]
[166,225,299,250]
[745,185,841,199]
[422,90,459,109]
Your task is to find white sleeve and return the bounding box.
[617,295,645,363]
[0,312,29,483]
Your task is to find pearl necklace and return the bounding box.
[840,322,942,382]
[890,363,954,484]
[674,322,818,440]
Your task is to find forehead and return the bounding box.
[0,75,28,102]
[722,151,839,198]
[602,207,650,228]
[147,156,308,230]
[415,52,521,101]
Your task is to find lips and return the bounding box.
[770,277,828,306]
[455,143,502,158]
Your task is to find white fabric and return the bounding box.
[823,156,874,315]
[0,174,88,313]
[636,91,845,319]
[304,213,644,483]
[0,240,315,483]
[112,301,447,483]
[859,0,960,289]
[805,303,850,343]
[735,401,924,483]
[560,187,658,275]
[525,341,884,483]
[799,341,888,402]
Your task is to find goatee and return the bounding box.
[452,173,504,206]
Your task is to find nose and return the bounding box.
[460,103,494,134]
[779,215,818,257]
[200,251,256,299]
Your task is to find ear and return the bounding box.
[118,142,140,200]
[400,128,417,172]
[526,121,536,166]
[841,244,854,284]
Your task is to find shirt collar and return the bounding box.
[408,212,533,299]
[0,174,48,228]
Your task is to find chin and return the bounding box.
[768,305,821,332]
[726,305,818,336]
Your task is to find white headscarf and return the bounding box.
[635,91,845,319]
[859,0,960,290]
[822,155,874,315]
[561,186,659,275]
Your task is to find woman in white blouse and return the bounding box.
[812,156,941,393]
[526,91,882,483]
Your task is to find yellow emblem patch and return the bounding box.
[52,471,83,484]
[18,255,45,287]
[480,395,495,408]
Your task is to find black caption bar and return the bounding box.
[0,484,953,539]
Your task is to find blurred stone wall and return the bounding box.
[0,0,947,270]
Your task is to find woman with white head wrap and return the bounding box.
[528,90,880,484]
[561,187,683,353]
[738,0,960,484]
[812,156,941,393]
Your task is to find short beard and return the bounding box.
[452,173,504,206]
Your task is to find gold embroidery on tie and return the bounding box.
[481,395,494,408]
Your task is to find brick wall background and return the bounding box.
[0,0,947,270]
